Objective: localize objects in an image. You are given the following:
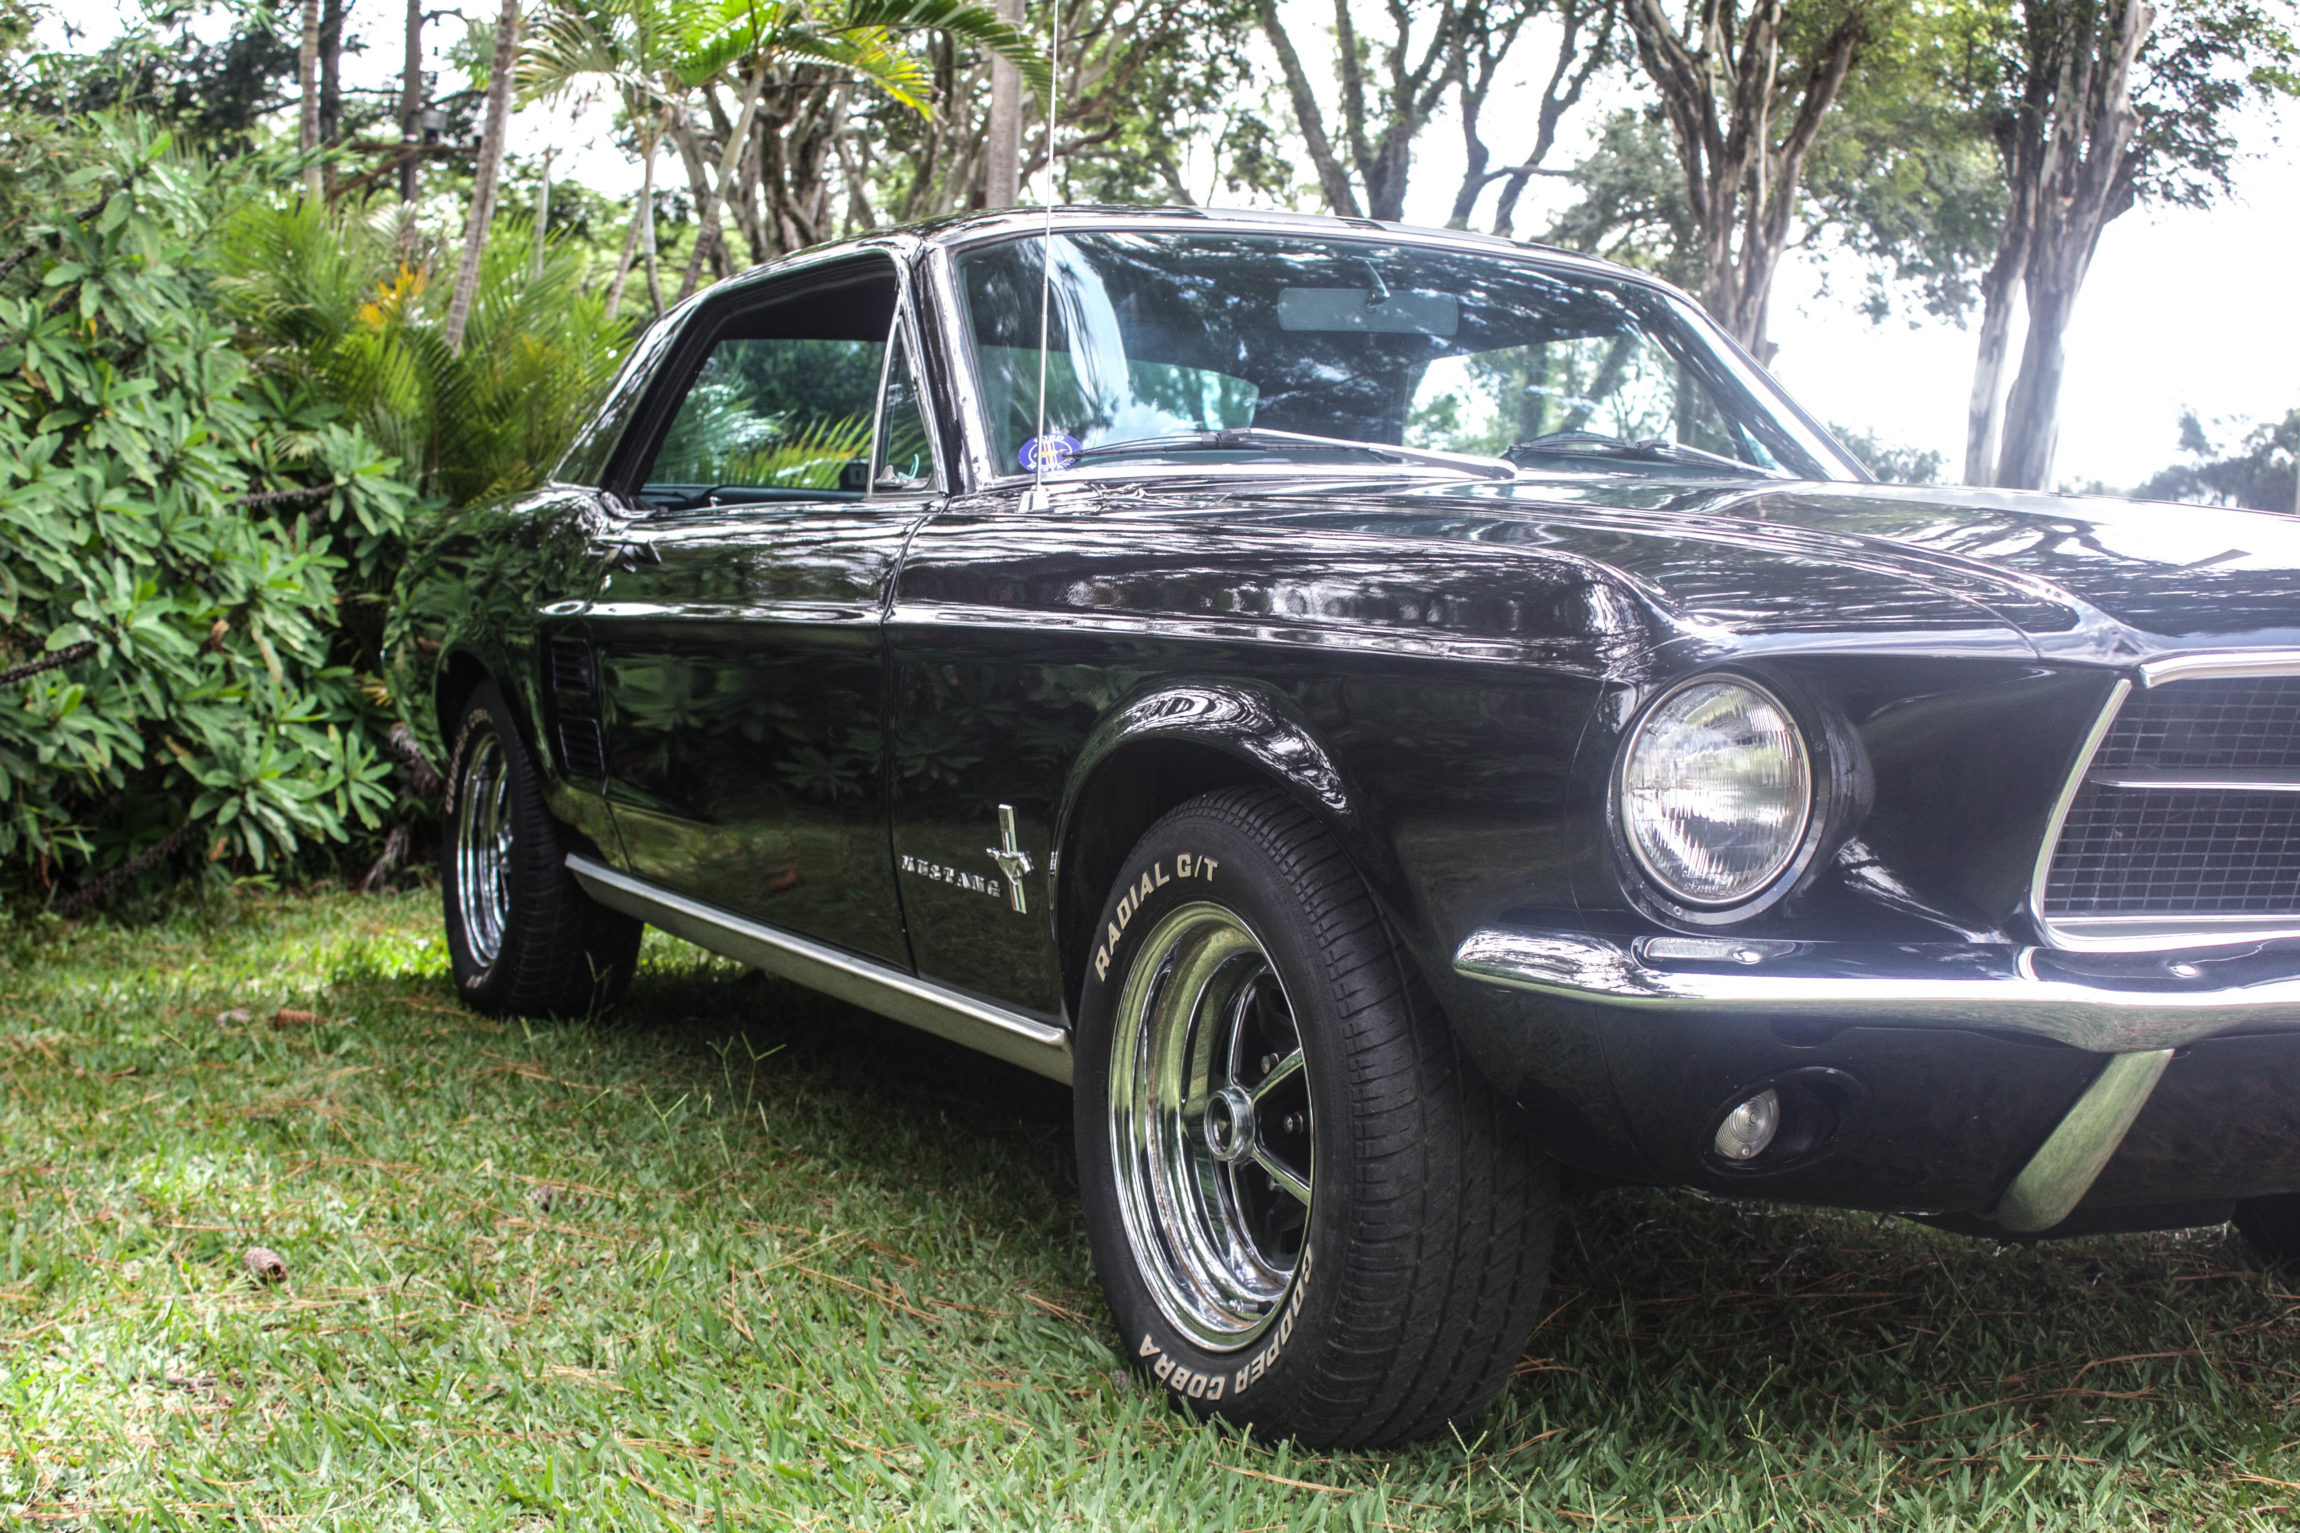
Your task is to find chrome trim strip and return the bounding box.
[1451,927,2300,1054]
[2140,649,2300,687]
[566,855,1073,1084]
[2053,912,2300,930]
[2088,769,2300,791]
[1993,1048,2173,1233]
[2028,677,2132,951]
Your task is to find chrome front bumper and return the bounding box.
[1452,929,2300,1055]
[1453,928,2300,1231]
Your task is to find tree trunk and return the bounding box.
[1995,266,2080,491]
[676,60,771,299]
[399,0,424,203]
[533,144,552,277]
[1254,0,1364,217]
[443,0,520,355]
[1621,0,1861,356]
[606,133,654,320]
[668,110,715,302]
[985,0,1024,206]
[1992,0,2151,490]
[1962,216,2028,485]
[298,0,321,202]
[318,0,345,200]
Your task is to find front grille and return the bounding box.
[2090,677,2300,771]
[2043,675,2300,923]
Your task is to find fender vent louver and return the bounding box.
[557,721,608,784]
[549,638,597,699]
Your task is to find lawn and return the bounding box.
[3,886,2298,1530]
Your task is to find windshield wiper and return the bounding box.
[1505,430,1782,477]
[1070,427,1515,480]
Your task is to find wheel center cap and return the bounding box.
[1204,1085,1257,1164]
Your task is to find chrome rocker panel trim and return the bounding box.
[1451,928,2300,1055]
[567,855,1074,1084]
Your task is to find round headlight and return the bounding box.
[1618,677,1813,908]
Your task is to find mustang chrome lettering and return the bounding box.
[899,853,1002,902]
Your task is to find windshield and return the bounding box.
[954,230,1852,481]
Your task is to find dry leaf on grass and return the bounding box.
[242,1247,287,1285]
[272,1008,321,1028]
[217,1008,250,1025]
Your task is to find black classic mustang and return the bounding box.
[393,207,2300,1448]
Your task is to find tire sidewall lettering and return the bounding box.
[1132,1244,1311,1407]
[1089,852,1221,983]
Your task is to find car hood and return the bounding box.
[1211,472,2300,662]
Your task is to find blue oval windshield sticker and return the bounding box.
[1018,433,1081,473]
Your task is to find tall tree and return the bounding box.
[984,0,1024,205]
[658,0,1045,288]
[521,0,680,313]
[318,0,349,199]
[1255,0,1458,220]
[859,0,1271,221]
[1448,0,1615,234]
[298,0,322,200]
[2132,408,2300,513]
[1963,0,2298,489]
[399,0,424,202]
[1619,0,1871,357]
[444,0,521,353]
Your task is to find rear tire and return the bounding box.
[1073,786,1558,1448]
[441,680,641,1018]
[2235,1194,2300,1266]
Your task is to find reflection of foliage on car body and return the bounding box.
[602,651,880,810]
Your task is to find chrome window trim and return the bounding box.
[2031,653,2300,953]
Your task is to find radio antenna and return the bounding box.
[1029,0,1062,505]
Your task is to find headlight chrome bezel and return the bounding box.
[1612,672,1824,923]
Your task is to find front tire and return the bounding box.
[1074,787,1559,1447]
[441,680,641,1018]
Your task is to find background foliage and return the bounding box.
[0,120,424,907]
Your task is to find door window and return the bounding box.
[636,269,925,510]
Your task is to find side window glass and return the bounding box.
[638,274,893,509]
[873,330,938,492]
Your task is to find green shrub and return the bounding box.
[211,198,633,509]
[0,119,424,908]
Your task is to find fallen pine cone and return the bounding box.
[271,1008,321,1028]
[242,1247,287,1286]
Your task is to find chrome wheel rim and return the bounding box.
[452,728,514,968]
[1109,901,1314,1351]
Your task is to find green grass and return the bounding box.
[3,886,2299,1529]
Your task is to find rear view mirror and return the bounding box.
[1277,288,1460,336]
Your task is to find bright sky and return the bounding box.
[38,1,2298,492]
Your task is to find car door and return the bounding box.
[581,254,941,966]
